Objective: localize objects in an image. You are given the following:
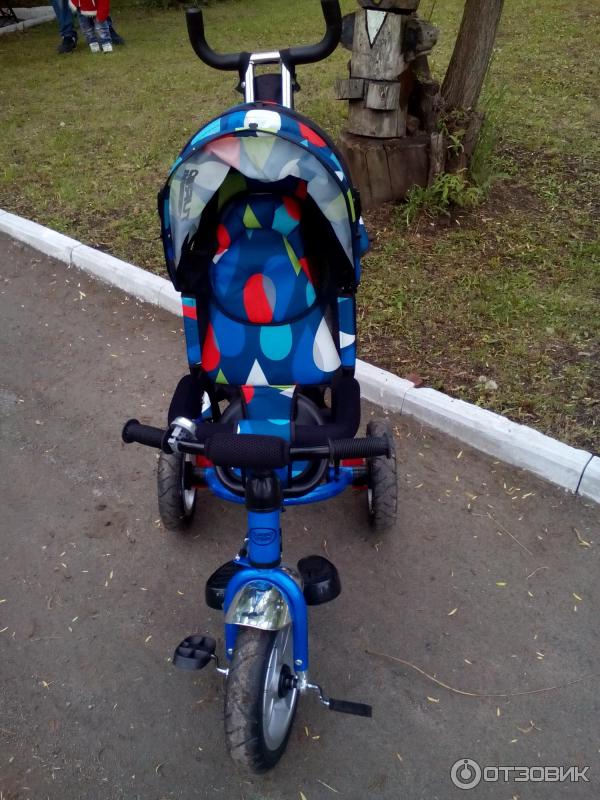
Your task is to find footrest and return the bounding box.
[205,561,246,610]
[173,635,216,671]
[328,697,372,717]
[298,555,341,606]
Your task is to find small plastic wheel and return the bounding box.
[366,419,398,532]
[224,625,298,773]
[156,450,196,531]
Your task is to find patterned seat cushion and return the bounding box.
[202,190,341,387]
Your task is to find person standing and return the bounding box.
[51,0,124,54]
[69,0,112,52]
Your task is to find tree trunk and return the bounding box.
[442,0,504,111]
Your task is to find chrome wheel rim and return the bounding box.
[261,625,297,751]
[182,453,196,515]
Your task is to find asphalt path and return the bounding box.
[1,232,599,800]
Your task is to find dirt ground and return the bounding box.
[1,233,599,800]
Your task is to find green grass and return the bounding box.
[1,0,598,448]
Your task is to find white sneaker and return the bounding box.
[89,42,100,53]
[101,42,113,53]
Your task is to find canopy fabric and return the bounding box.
[160,105,368,289]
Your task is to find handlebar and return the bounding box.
[185,0,342,72]
[122,419,169,450]
[122,419,390,469]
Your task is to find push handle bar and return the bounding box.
[185,7,243,71]
[122,419,390,468]
[185,0,342,72]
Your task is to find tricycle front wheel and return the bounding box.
[157,451,197,531]
[224,625,298,773]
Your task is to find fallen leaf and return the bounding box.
[427,696,440,703]
[574,528,591,548]
[448,607,458,617]
[316,779,339,793]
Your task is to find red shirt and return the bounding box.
[68,0,110,23]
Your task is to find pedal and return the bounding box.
[304,681,372,718]
[297,555,341,606]
[173,635,216,671]
[205,561,246,610]
[328,698,372,717]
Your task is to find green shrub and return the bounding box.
[402,171,484,225]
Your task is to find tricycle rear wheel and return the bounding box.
[366,419,398,532]
[224,625,298,773]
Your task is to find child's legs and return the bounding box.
[94,18,111,45]
[77,12,96,43]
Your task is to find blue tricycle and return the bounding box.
[122,0,398,772]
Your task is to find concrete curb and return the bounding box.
[0,212,80,262]
[1,208,598,502]
[578,457,600,504]
[0,6,55,35]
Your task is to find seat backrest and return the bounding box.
[192,187,345,389]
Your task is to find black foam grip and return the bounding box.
[329,436,390,461]
[185,8,246,71]
[204,433,290,469]
[122,419,169,451]
[282,0,341,66]
[328,698,372,717]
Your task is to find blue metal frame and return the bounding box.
[209,465,356,671]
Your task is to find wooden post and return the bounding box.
[336,1,441,207]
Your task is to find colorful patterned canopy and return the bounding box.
[159,104,368,290]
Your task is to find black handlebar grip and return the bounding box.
[185,8,245,71]
[122,419,171,452]
[321,0,342,30]
[204,433,290,469]
[329,436,391,461]
[285,0,342,66]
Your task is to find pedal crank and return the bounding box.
[284,676,372,718]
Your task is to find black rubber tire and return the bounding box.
[156,450,196,531]
[366,419,398,532]
[224,627,298,773]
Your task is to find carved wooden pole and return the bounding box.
[335,0,440,209]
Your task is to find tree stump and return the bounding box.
[339,131,430,209]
